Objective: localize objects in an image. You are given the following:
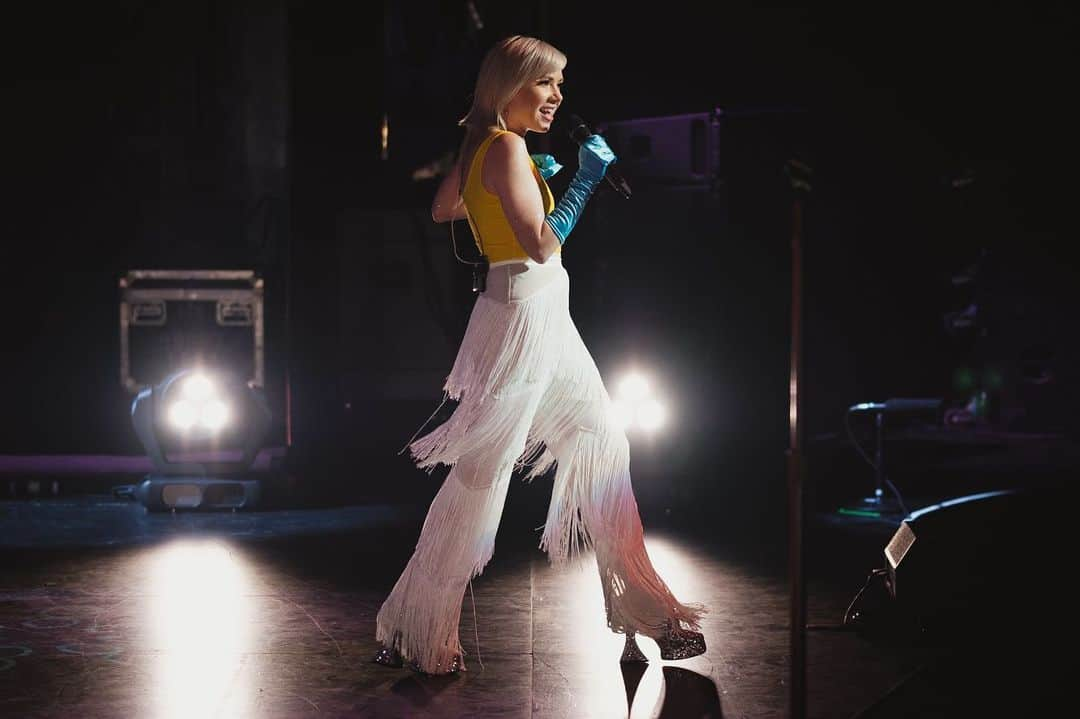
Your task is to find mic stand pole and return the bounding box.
[871,410,885,505]
[785,158,812,719]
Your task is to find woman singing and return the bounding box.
[374,35,706,675]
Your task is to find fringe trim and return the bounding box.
[407,269,596,475]
[375,557,467,674]
[394,262,706,653]
[597,527,709,637]
[375,466,513,674]
[417,459,514,583]
[539,413,708,636]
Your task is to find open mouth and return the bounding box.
[538,107,556,121]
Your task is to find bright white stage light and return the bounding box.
[200,400,229,431]
[182,374,214,401]
[131,367,273,511]
[637,398,667,432]
[165,372,231,434]
[617,373,650,403]
[169,400,198,430]
[613,369,672,435]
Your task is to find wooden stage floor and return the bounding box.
[0,470,1072,718]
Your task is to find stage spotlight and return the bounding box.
[637,398,667,432]
[618,373,651,403]
[131,368,271,511]
[169,400,199,431]
[163,373,234,434]
[200,400,229,431]
[611,369,670,435]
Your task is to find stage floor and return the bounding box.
[0,477,1070,718]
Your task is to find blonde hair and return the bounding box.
[456,35,566,190]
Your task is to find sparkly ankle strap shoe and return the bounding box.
[655,620,706,660]
[372,643,403,668]
[406,653,466,675]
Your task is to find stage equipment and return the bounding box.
[119,270,264,394]
[941,247,1079,434]
[131,368,271,511]
[845,486,1071,641]
[845,398,943,514]
[610,370,669,435]
[785,156,812,719]
[595,109,722,190]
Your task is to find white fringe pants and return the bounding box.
[375,254,706,673]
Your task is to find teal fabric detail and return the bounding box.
[530,153,563,180]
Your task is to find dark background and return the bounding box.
[3,2,1076,531]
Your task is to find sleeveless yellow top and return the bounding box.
[463,130,560,264]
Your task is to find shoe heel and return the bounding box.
[620,632,649,663]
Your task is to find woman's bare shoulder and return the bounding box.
[487,131,527,159]
[485,132,531,174]
[483,132,530,192]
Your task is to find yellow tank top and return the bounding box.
[462,130,560,264]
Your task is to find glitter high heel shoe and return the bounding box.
[620,632,649,663]
[406,653,466,676]
[654,619,706,660]
[372,643,403,668]
[373,631,404,668]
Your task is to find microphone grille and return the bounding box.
[567,114,592,143]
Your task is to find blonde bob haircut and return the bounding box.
[457,35,566,186]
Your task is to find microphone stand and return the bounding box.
[785,157,812,719]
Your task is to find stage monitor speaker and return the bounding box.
[596,109,722,189]
[881,485,1071,640]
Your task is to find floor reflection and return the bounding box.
[146,539,254,718]
[556,533,718,717]
[656,666,723,718]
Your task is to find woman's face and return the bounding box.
[503,70,564,136]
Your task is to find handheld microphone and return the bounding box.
[566,114,632,199]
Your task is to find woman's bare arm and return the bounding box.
[484,133,562,264]
[431,162,469,223]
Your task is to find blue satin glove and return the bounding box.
[530,153,563,180]
[544,135,616,244]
